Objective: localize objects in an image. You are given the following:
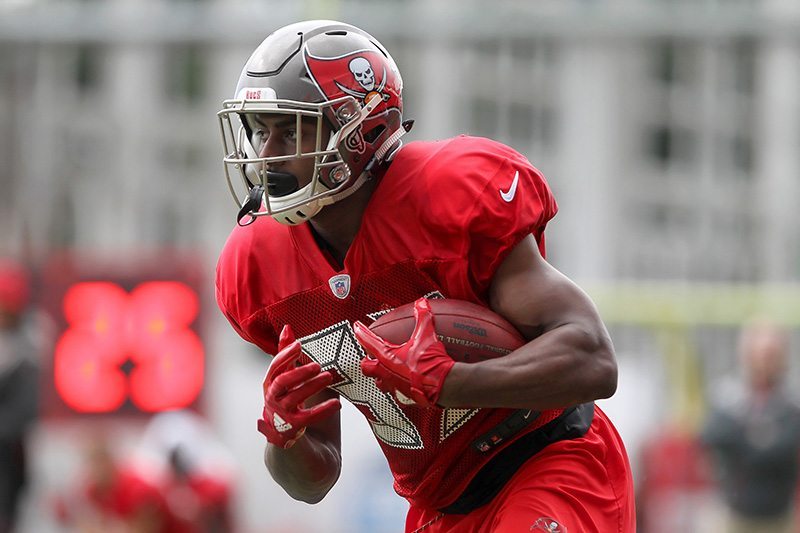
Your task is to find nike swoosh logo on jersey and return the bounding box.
[500,170,520,202]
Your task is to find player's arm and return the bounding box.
[259,326,342,504]
[264,387,342,504]
[439,234,617,410]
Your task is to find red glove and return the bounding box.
[257,325,341,448]
[354,298,455,408]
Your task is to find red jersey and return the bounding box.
[162,474,233,533]
[216,135,560,510]
[84,467,168,528]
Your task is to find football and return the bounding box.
[369,299,525,363]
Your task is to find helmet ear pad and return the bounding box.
[323,105,402,188]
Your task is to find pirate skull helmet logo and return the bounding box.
[348,57,375,91]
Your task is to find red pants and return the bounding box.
[405,407,636,533]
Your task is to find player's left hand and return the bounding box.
[353,298,455,408]
[257,325,341,448]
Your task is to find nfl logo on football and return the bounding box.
[328,274,351,299]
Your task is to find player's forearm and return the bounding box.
[265,430,342,504]
[438,322,617,410]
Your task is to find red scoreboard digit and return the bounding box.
[41,254,206,417]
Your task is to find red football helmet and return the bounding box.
[218,20,409,225]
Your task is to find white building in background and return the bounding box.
[1,1,799,532]
[1,0,798,283]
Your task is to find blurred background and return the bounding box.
[1,0,799,532]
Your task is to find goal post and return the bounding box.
[585,282,800,328]
[584,282,800,430]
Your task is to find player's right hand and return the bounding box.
[354,298,454,408]
[257,325,341,449]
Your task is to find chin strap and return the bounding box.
[237,185,265,226]
[376,119,414,162]
[322,171,369,206]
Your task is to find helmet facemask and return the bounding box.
[219,93,381,226]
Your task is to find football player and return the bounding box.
[216,20,635,532]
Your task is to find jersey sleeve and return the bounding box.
[466,153,558,291]
[215,280,253,343]
[215,226,280,355]
[414,137,558,296]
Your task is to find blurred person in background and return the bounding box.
[635,423,715,532]
[700,320,800,533]
[55,434,170,533]
[160,444,233,533]
[133,410,235,533]
[0,259,39,533]
[215,20,635,532]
